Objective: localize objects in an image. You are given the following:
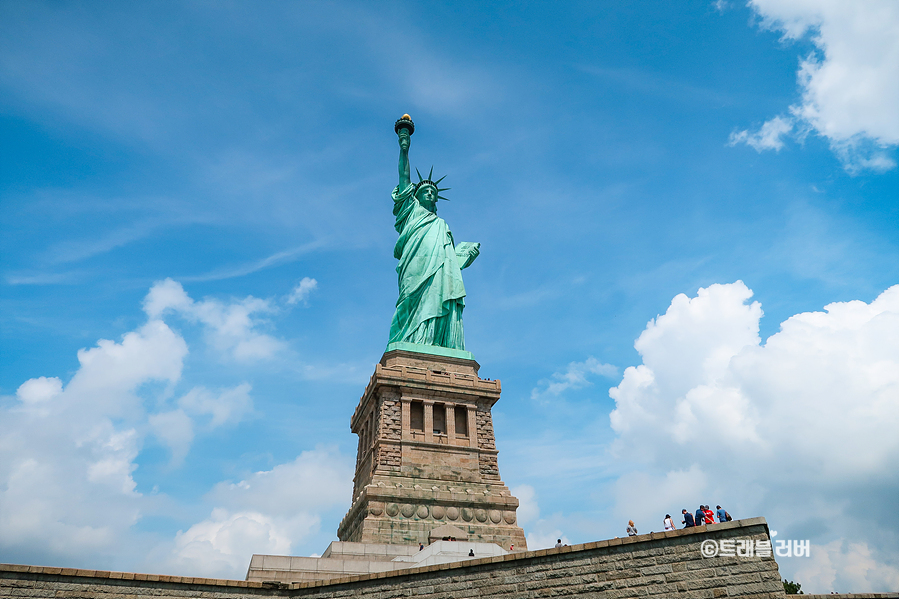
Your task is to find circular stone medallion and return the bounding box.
[488,510,502,523]
[416,505,429,519]
[401,504,415,518]
[446,507,460,521]
[461,508,473,522]
[386,503,399,517]
[369,503,383,516]
[503,511,516,524]
[475,509,488,522]
[431,506,445,520]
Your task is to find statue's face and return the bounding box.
[416,185,437,209]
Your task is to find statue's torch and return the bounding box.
[395,114,414,136]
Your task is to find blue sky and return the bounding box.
[1,1,898,593]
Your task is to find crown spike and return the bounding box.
[437,196,450,201]
[434,175,447,185]
[428,166,434,181]
[415,167,423,182]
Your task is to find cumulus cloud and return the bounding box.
[0,277,352,577]
[173,509,298,578]
[606,282,899,592]
[794,539,899,592]
[512,484,570,551]
[144,278,285,361]
[178,384,254,429]
[0,319,187,563]
[148,384,253,466]
[531,357,618,401]
[15,376,63,404]
[512,484,540,527]
[286,277,318,305]
[730,1,899,172]
[167,448,352,578]
[148,409,195,466]
[15,377,63,418]
[0,280,271,568]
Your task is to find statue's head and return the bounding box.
[413,167,449,212]
[415,183,439,210]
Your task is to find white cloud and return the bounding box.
[728,114,792,151]
[531,357,618,401]
[16,376,62,404]
[204,448,350,515]
[148,384,254,465]
[511,484,539,526]
[0,319,187,563]
[511,484,571,551]
[144,278,285,361]
[173,509,299,579]
[606,282,899,592]
[178,384,254,429]
[143,277,193,318]
[527,529,571,552]
[731,1,899,172]
[286,277,318,305]
[166,447,352,578]
[0,282,268,569]
[794,539,899,593]
[610,466,708,533]
[148,410,194,466]
[71,320,188,416]
[181,242,329,283]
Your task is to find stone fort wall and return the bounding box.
[0,518,799,598]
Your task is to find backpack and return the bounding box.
[725,511,732,522]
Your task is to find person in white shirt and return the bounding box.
[663,514,675,531]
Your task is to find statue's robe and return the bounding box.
[389,183,477,349]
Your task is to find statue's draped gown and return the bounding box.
[389,183,472,349]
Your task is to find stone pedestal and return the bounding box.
[337,349,527,550]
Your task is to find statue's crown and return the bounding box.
[414,166,450,201]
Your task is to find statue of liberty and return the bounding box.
[388,115,480,353]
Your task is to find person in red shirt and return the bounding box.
[702,505,715,524]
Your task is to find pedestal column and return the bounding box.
[423,401,434,443]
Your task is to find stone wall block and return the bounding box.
[640,563,673,576]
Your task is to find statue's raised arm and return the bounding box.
[396,114,412,190]
[387,116,479,355]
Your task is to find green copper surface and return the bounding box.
[388,118,480,354]
[385,342,474,361]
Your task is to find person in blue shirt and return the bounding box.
[681,509,695,527]
[717,505,728,522]
[696,506,705,526]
